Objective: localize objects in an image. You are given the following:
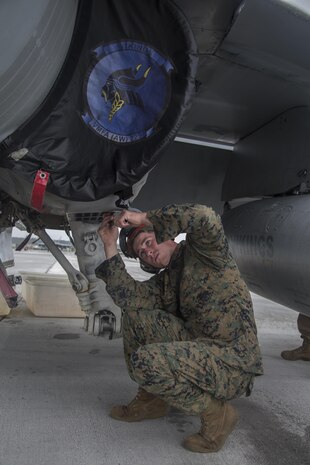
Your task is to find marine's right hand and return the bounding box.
[98,213,119,246]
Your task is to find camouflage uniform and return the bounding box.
[96,204,263,414]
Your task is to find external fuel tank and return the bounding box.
[222,195,310,317]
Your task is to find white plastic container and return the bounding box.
[0,291,10,316]
[21,272,84,318]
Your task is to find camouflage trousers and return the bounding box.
[122,309,253,414]
[298,313,310,338]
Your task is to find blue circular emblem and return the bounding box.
[82,41,174,143]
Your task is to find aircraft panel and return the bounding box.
[0,0,79,142]
[178,0,310,144]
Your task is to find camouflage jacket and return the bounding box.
[96,204,263,375]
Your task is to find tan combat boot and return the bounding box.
[281,336,310,361]
[182,399,239,453]
[110,387,169,422]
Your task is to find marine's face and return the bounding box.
[133,231,176,269]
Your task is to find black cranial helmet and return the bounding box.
[119,224,147,258]
[119,225,160,274]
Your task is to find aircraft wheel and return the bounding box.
[93,314,101,336]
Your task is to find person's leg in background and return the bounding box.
[281,313,310,361]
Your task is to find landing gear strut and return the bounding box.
[69,219,122,337]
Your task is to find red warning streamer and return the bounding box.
[31,170,50,211]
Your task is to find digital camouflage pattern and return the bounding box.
[96,204,263,414]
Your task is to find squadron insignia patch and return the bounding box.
[82,41,174,143]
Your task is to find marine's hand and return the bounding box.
[114,210,151,228]
[98,213,119,246]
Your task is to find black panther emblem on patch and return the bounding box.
[82,41,174,143]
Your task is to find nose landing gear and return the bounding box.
[88,310,118,339]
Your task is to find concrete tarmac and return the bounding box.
[0,251,309,465]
